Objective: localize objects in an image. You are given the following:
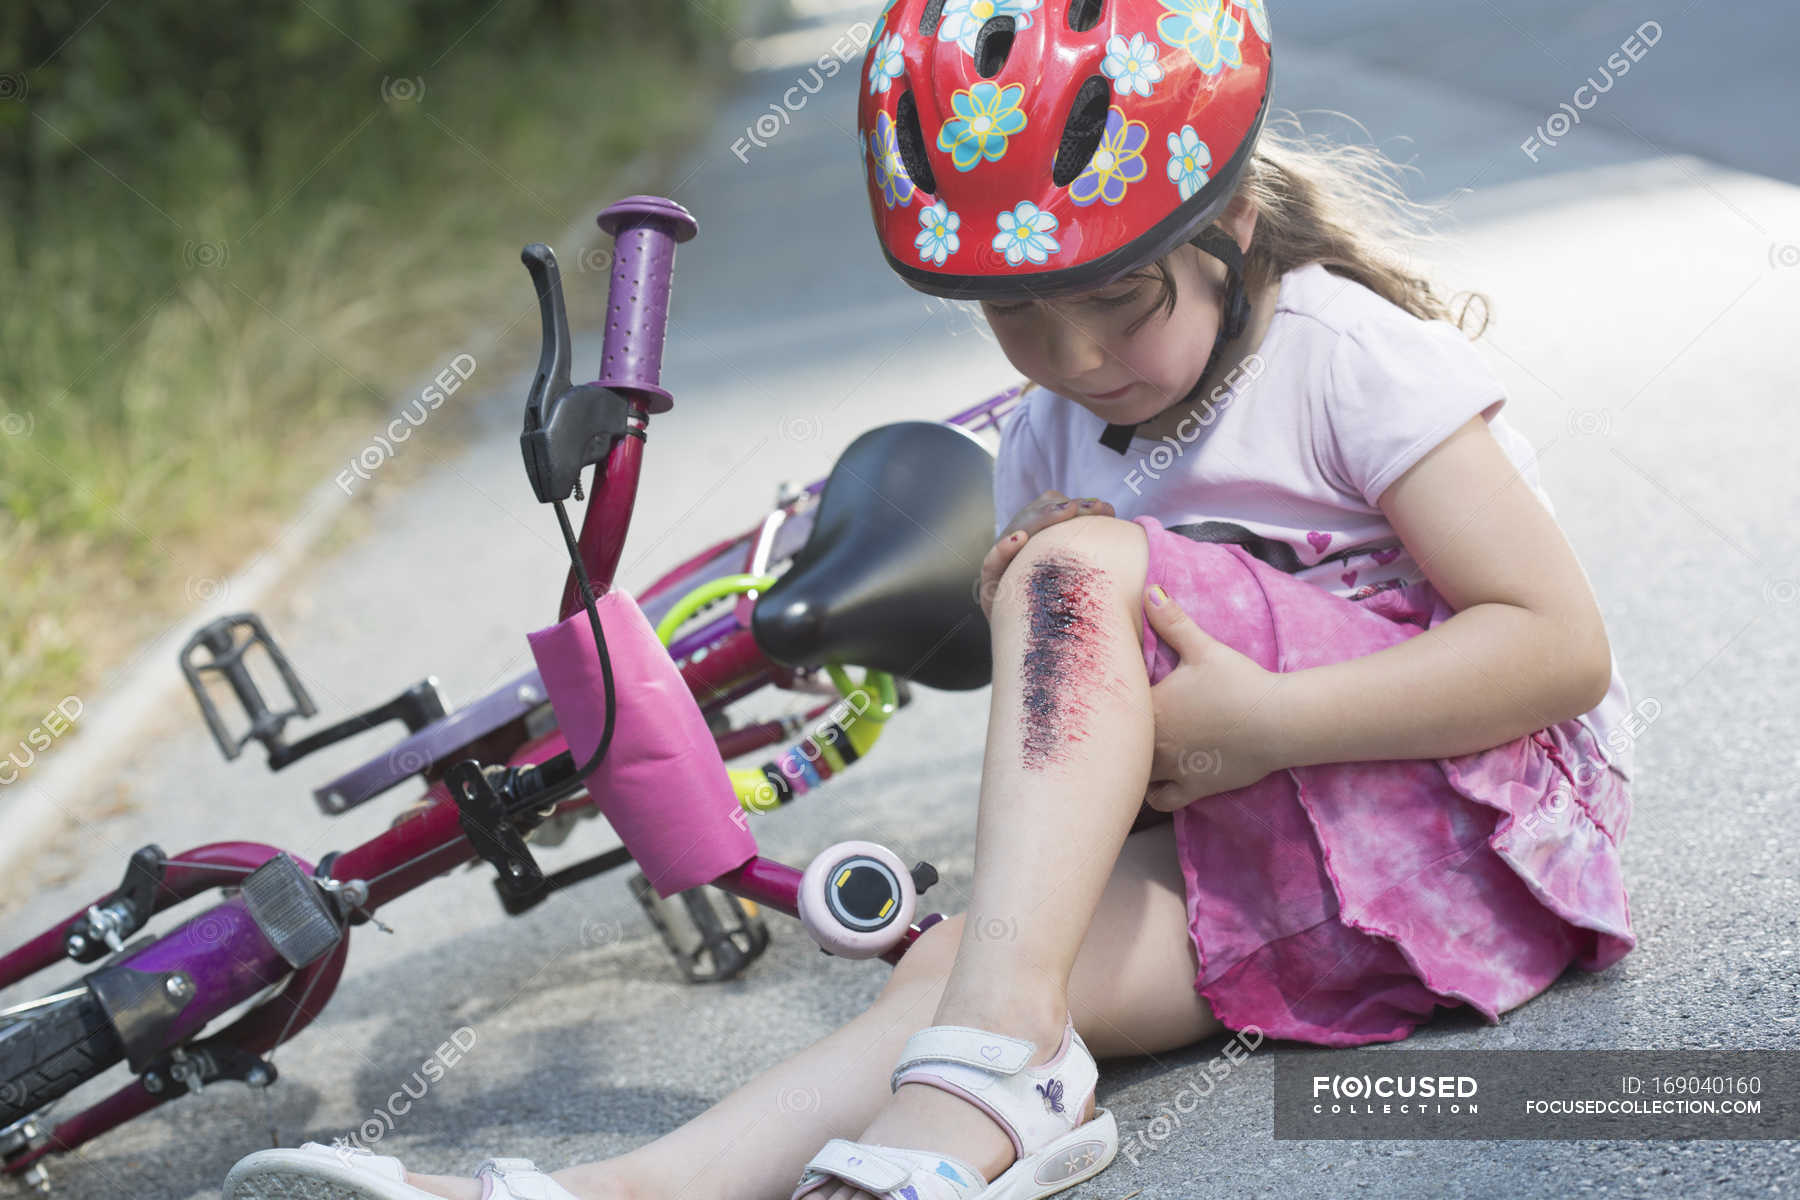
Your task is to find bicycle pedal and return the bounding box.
[179,612,316,763]
[628,872,771,984]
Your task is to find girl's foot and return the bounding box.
[406,1161,646,1200]
[806,1003,1091,1200]
[403,1173,482,1199]
[547,1154,660,1200]
[225,1144,592,1200]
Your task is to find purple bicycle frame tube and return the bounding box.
[7,937,351,1175]
[944,381,1028,432]
[111,897,292,1043]
[1,846,339,1173]
[667,611,740,662]
[0,842,293,991]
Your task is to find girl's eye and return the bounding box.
[987,300,1034,316]
[1088,286,1142,309]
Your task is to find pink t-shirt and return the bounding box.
[993,262,1634,782]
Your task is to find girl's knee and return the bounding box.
[1000,515,1149,610]
[1023,513,1148,562]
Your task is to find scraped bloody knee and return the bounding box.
[1017,551,1113,773]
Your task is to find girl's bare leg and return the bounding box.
[407,815,1219,1200]
[407,513,1183,1200]
[817,515,1162,1200]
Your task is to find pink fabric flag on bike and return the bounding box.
[527,591,757,898]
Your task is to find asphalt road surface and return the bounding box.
[3,2,1797,1197]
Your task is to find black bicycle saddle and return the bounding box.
[751,420,995,690]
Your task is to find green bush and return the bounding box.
[0,0,738,739]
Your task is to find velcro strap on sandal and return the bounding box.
[889,1025,1034,1091]
[801,1140,911,1193]
[888,1018,1099,1163]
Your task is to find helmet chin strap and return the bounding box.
[1098,224,1251,455]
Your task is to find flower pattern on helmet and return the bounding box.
[870,0,901,42]
[1166,125,1213,200]
[938,0,1042,57]
[1100,33,1165,98]
[993,201,1060,265]
[915,200,962,265]
[869,111,917,209]
[937,81,1028,172]
[1070,107,1149,206]
[1157,0,1245,75]
[869,31,906,94]
[1234,0,1270,42]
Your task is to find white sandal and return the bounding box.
[222,1141,580,1200]
[790,1011,1118,1200]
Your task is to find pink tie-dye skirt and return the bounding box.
[1132,515,1636,1047]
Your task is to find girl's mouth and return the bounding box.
[1083,382,1134,402]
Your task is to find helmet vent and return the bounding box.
[1067,0,1105,33]
[919,0,948,36]
[894,91,939,195]
[973,17,1016,78]
[1051,75,1111,187]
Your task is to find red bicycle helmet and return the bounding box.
[858,0,1273,450]
[859,0,1271,297]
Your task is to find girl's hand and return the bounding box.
[1140,584,1287,810]
[978,490,1115,621]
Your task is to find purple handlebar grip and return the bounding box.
[595,195,698,414]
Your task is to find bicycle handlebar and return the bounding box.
[593,196,697,414]
[518,195,698,602]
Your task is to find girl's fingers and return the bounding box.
[1019,495,1108,537]
[1021,493,1074,533]
[1143,584,1219,664]
[979,530,1029,616]
[984,495,1112,616]
[983,531,1028,579]
[1024,489,1071,522]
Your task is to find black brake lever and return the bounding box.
[518,243,632,505]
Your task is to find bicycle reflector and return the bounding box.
[241,853,343,970]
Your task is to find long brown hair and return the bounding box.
[1131,112,1491,336]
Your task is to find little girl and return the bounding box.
[225,2,1635,1198]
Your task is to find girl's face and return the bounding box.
[979,246,1221,426]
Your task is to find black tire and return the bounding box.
[0,990,123,1127]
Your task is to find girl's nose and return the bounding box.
[1042,315,1107,381]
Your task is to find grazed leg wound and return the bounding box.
[1018,553,1115,772]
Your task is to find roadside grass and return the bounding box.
[0,24,735,755]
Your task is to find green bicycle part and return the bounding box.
[656,573,902,817]
[653,573,777,647]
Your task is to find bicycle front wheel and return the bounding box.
[0,988,122,1127]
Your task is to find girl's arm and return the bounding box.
[1257,415,1615,770]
